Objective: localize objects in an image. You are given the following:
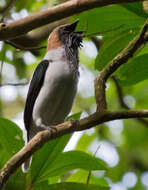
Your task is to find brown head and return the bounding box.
[46,20,83,52]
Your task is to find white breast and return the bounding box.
[32,46,78,133]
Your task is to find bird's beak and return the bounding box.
[64,20,79,32]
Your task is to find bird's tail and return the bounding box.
[22,131,33,173]
[22,156,32,173]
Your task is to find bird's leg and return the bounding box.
[40,123,57,133]
[69,118,79,129]
[35,118,57,134]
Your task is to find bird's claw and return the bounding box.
[47,126,57,136]
[40,124,57,135]
[69,118,78,129]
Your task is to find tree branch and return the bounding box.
[100,18,148,82]
[6,19,68,54]
[111,76,131,108]
[0,1,147,188]
[4,40,46,51]
[0,0,143,40]
[112,76,148,126]
[1,109,148,189]
[94,18,148,110]
[94,77,107,111]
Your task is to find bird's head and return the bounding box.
[47,20,83,52]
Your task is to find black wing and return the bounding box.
[24,60,49,138]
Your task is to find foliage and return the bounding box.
[0,1,148,190]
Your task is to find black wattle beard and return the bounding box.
[64,32,83,74]
[69,32,83,49]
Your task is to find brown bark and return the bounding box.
[1,110,148,189]
[95,19,148,110]
[0,0,143,40]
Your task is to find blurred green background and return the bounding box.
[1,0,148,189]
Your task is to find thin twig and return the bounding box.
[0,82,28,87]
[112,76,148,126]
[111,76,129,108]
[86,145,101,185]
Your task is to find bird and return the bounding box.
[22,20,83,173]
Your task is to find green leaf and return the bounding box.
[121,2,147,18]
[28,112,81,184]
[66,112,82,120]
[39,151,107,181]
[48,176,59,185]
[29,134,72,184]
[75,5,145,35]
[136,43,148,57]
[67,169,109,188]
[75,133,96,152]
[0,118,26,190]
[32,181,49,190]
[0,147,9,168]
[4,168,26,190]
[29,112,82,184]
[0,117,24,160]
[76,3,145,72]
[34,182,109,190]
[116,54,148,86]
[95,29,138,71]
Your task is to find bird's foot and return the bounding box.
[40,124,57,135]
[69,118,79,129]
